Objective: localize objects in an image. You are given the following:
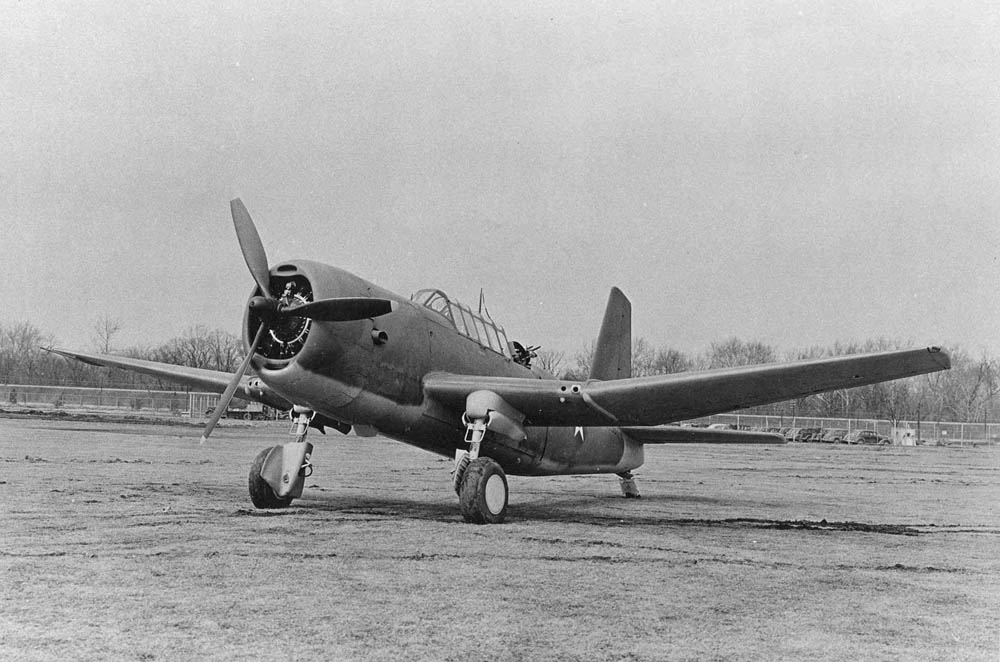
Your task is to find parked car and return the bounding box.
[819,428,849,443]
[844,430,891,445]
[794,427,823,442]
[204,399,269,420]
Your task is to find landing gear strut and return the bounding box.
[453,414,509,524]
[248,406,315,509]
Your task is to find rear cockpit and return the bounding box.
[411,289,512,358]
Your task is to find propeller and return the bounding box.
[200,198,396,443]
[280,297,395,321]
[201,324,266,443]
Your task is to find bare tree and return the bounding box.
[631,337,657,377]
[534,348,565,376]
[564,340,596,381]
[651,347,693,375]
[91,314,122,353]
[152,326,244,372]
[706,337,777,369]
[857,379,914,428]
[0,321,55,384]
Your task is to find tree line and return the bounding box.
[0,319,243,391]
[1,318,997,425]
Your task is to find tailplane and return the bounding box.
[590,287,631,380]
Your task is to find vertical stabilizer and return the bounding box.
[590,287,631,380]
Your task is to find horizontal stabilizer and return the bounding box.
[622,426,785,444]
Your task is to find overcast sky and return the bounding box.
[3,1,998,360]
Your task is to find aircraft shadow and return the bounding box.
[274,490,923,535]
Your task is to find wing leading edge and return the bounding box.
[44,348,293,411]
[423,347,950,427]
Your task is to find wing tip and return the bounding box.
[44,347,105,368]
[927,346,951,370]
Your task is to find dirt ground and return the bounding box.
[1,416,997,661]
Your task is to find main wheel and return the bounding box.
[458,457,508,524]
[453,452,471,496]
[248,446,293,509]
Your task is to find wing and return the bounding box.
[45,347,293,410]
[423,347,950,426]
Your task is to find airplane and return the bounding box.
[48,199,952,524]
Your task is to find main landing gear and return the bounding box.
[248,406,315,509]
[454,455,508,524]
[453,416,509,524]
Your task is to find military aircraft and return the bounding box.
[49,199,951,524]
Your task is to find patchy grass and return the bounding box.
[1,419,998,661]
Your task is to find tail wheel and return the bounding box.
[248,446,293,509]
[459,457,508,524]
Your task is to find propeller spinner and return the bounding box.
[201,199,396,442]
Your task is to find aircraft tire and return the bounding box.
[248,446,293,509]
[458,457,508,524]
[453,452,471,496]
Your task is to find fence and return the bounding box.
[695,413,1000,444]
[1,384,226,418]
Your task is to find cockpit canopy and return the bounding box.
[411,289,511,357]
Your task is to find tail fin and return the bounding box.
[590,287,631,380]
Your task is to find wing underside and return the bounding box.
[423,347,950,428]
[620,426,784,444]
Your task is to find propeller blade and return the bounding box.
[231,198,272,299]
[201,324,267,444]
[280,297,396,322]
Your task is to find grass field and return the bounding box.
[1,417,997,661]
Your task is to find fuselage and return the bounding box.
[248,260,643,476]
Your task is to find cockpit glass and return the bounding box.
[491,326,506,352]
[457,306,475,339]
[473,317,494,350]
[411,289,509,357]
[452,305,471,336]
[424,292,453,321]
